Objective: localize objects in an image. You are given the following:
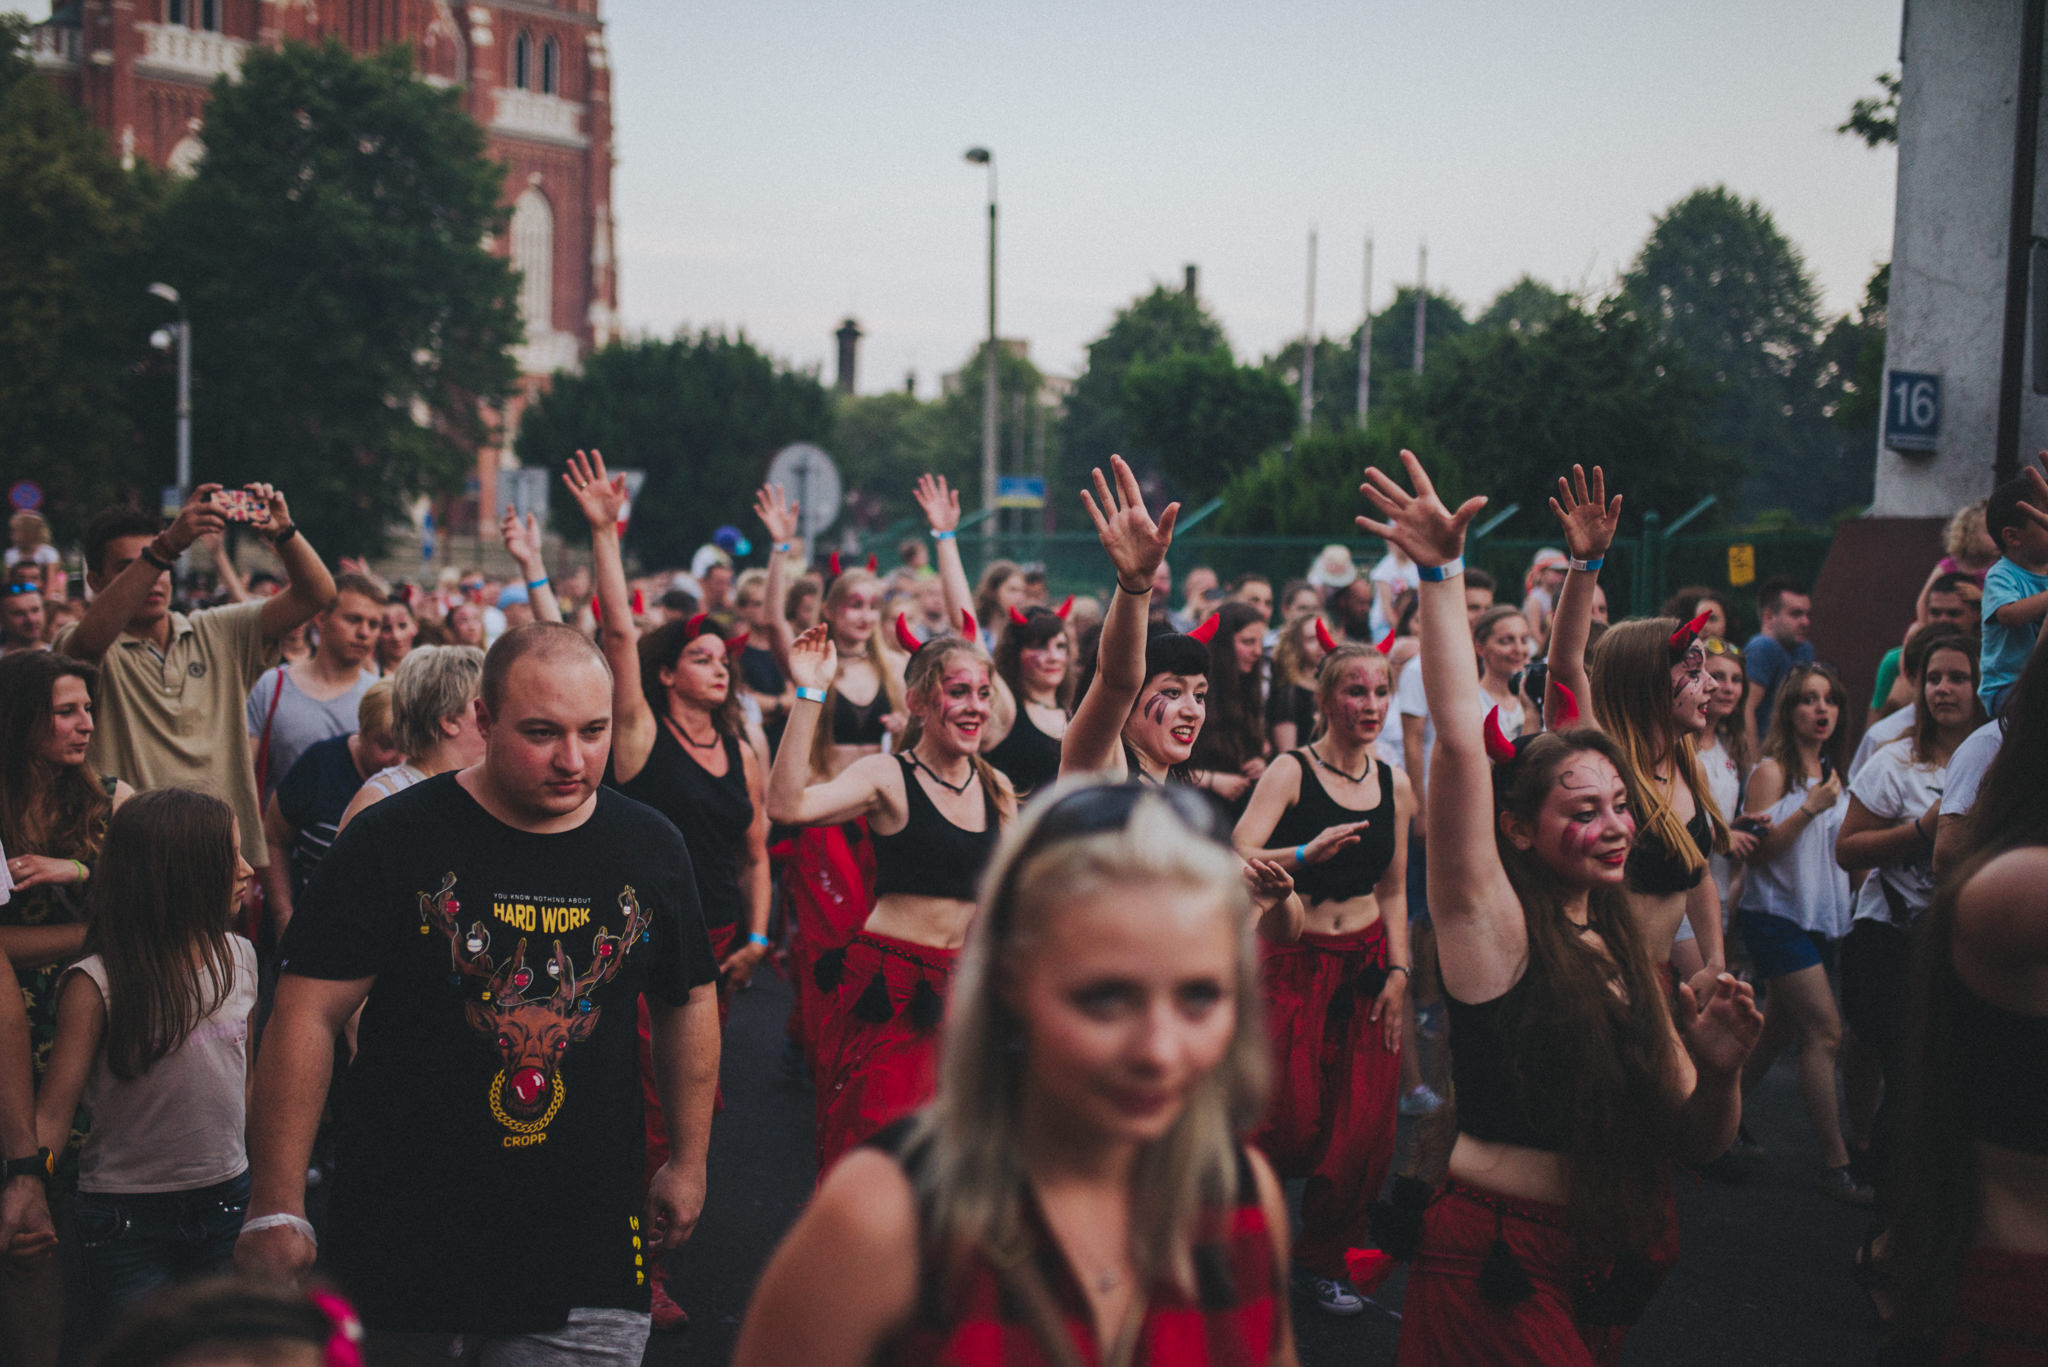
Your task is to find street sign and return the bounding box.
[1727,543,1756,588]
[995,475,1046,509]
[764,443,841,540]
[1885,369,1942,453]
[160,485,183,518]
[421,510,436,562]
[7,481,42,513]
[500,467,552,524]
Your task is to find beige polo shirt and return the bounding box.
[56,601,276,866]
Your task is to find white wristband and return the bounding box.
[242,1212,318,1245]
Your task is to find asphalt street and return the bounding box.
[656,964,1879,1367]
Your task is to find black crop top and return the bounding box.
[1445,974,1569,1151]
[1956,980,2048,1156]
[871,756,1000,903]
[1266,752,1397,905]
[833,688,889,747]
[984,705,1063,798]
[1625,803,1714,896]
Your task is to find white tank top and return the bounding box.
[1736,784,1853,938]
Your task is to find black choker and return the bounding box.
[909,752,973,795]
[1307,746,1371,784]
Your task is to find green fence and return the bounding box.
[849,515,1833,634]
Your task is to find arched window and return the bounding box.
[540,37,559,95]
[510,186,554,340]
[512,31,532,90]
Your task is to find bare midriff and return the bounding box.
[1447,1133,1572,1207]
[865,893,976,950]
[1301,892,1384,938]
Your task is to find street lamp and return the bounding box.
[147,283,192,505]
[964,147,997,546]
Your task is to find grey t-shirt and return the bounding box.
[248,664,376,802]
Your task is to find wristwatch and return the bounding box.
[2,1149,51,1182]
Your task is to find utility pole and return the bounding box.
[965,148,999,547]
[1356,235,1374,430]
[1413,240,1428,375]
[1300,228,1318,433]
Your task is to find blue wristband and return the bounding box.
[1568,555,1603,573]
[1416,557,1464,583]
[747,932,771,949]
[774,541,794,554]
[795,686,827,704]
[1295,843,1309,864]
[526,576,549,592]
[931,529,956,541]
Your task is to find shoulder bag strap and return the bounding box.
[254,665,288,792]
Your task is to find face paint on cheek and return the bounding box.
[1144,693,1170,727]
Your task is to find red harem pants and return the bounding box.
[1252,921,1400,1279]
[638,923,738,1191]
[783,821,875,1081]
[1396,1180,1678,1367]
[1942,1247,2048,1366]
[814,930,957,1178]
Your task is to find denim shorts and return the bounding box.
[74,1169,250,1341]
[1736,909,1832,981]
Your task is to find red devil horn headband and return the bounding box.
[1547,680,1581,729]
[1376,627,1397,656]
[1484,706,1518,765]
[1315,617,1340,654]
[1008,606,1031,627]
[1669,610,1711,657]
[893,613,923,654]
[724,628,749,654]
[828,551,843,578]
[960,607,980,640]
[684,612,709,640]
[1189,612,1223,645]
[866,554,879,573]
[1055,595,1074,619]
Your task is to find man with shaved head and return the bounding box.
[240,623,722,1364]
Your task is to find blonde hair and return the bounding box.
[390,645,485,757]
[808,570,905,773]
[1945,499,1990,563]
[356,680,396,747]
[909,780,1268,1299]
[898,639,1016,823]
[1588,618,1726,872]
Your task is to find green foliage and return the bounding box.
[1062,285,1227,476]
[1212,415,1444,536]
[1415,302,1741,526]
[1478,276,1571,334]
[832,390,953,534]
[152,38,521,556]
[0,17,157,532]
[514,332,831,570]
[1839,70,1900,149]
[1121,349,1295,503]
[1260,287,1471,436]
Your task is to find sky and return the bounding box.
[605,0,1904,395]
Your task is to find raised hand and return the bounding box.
[1677,972,1764,1077]
[563,449,627,531]
[1080,455,1179,592]
[165,483,228,552]
[1355,450,1486,571]
[1242,858,1295,916]
[1548,464,1622,561]
[786,623,837,693]
[2017,451,2048,532]
[754,483,801,545]
[914,473,960,533]
[500,506,545,571]
[246,482,292,541]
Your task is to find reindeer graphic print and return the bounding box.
[418,872,652,1139]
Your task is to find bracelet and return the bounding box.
[931,529,956,542]
[526,577,550,593]
[140,542,177,573]
[1568,555,1604,573]
[1416,557,1464,583]
[265,523,299,547]
[1294,844,1310,865]
[1116,578,1150,596]
[1914,814,1934,846]
[69,860,86,885]
[774,541,794,554]
[795,686,828,704]
[1387,964,1411,977]
[242,1212,317,1245]
[747,932,772,949]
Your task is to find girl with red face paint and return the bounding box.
[1357,452,1761,1367]
[767,621,1015,1177]
[1234,642,1416,1317]
[754,484,909,1082]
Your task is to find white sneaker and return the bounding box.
[1296,1272,1366,1316]
[1398,1084,1445,1117]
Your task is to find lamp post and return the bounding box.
[147,283,191,505]
[964,147,997,545]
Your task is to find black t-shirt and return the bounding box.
[280,773,717,1332]
[274,734,365,897]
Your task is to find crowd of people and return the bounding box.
[0,445,2041,1367]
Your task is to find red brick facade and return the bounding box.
[31,0,618,524]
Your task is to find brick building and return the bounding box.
[29,0,618,528]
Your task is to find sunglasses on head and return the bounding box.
[1701,637,1742,660]
[1016,781,1231,863]
[6,583,40,596]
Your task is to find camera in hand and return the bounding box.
[1510,659,1549,708]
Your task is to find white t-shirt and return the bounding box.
[3,545,59,569]
[1940,720,2004,818]
[1849,705,1914,782]
[1698,736,1743,910]
[1368,552,1418,640]
[1737,780,1853,939]
[1395,656,1522,795]
[1848,738,1947,928]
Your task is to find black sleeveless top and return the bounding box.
[1956,980,2048,1155]
[984,704,1063,798]
[1625,803,1714,895]
[1445,973,1568,1151]
[1267,751,1397,904]
[871,756,1000,903]
[610,723,752,930]
[834,688,889,746]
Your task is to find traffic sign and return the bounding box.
[1727,543,1756,588]
[1885,370,1942,453]
[7,481,41,513]
[995,475,1046,509]
[500,467,552,524]
[764,444,841,540]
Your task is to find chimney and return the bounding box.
[1184,264,1198,298]
[834,318,862,395]
[904,370,917,396]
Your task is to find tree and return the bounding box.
[1120,349,1295,503]
[1212,415,1447,537]
[0,16,157,532]
[1414,302,1739,526]
[1261,287,1471,436]
[831,390,953,536]
[1839,70,1900,149]
[515,332,831,570]
[1062,285,1227,477]
[931,339,1053,520]
[152,38,521,556]
[1478,276,1571,334]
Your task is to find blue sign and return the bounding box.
[1886,369,1942,453]
[995,475,1047,509]
[7,481,41,513]
[421,510,436,562]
